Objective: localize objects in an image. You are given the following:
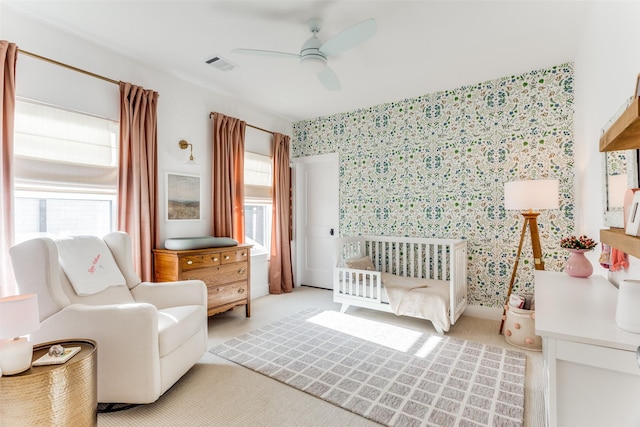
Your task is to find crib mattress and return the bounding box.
[337,277,449,304]
[337,275,451,331]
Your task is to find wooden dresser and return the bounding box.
[153,244,252,317]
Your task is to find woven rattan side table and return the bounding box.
[0,339,97,426]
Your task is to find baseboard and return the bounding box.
[251,284,270,299]
[464,305,503,321]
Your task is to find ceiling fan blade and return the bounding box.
[320,18,376,56]
[317,66,341,91]
[231,48,300,59]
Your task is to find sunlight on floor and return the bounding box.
[307,310,442,355]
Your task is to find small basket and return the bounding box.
[503,305,542,351]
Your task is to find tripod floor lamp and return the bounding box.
[499,179,559,334]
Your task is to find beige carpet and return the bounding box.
[98,286,544,427]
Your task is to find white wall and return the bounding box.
[574,2,640,283]
[1,7,292,299]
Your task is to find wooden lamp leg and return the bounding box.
[499,210,544,335]
[525,211,544,271]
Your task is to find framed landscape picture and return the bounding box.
[166,172,200,221]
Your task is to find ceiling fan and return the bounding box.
[231,18,376,91]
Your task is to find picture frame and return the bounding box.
[166,172,200,221]
[625,191,640,236]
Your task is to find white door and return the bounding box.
[294,153,339,289]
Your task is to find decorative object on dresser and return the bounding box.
[616,279,640,333]
[0,293,40,375]
[625,190,640,236]
[560,235,597,278]
[500,179,559,334]
[154,244,252,317]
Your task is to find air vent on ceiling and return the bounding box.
[206,55,236,71]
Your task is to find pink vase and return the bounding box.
[564,249,593,278]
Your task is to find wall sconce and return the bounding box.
[178,140,196,164]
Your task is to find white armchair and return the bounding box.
[9,231,208,404]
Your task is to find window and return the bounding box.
[244,151,272,254]
[13,100,119,243]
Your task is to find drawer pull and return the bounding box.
[242,252,247,257]
[212,257,218,262]
[238,288,245,294]
[186,260,193,265]
[238,268,246,275]
[225,255,230,260]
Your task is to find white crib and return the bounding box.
[333,236,468,334]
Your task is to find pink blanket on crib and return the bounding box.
[381,273,451,333]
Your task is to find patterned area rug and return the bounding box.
[210,308,526,426]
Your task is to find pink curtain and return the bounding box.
[0,41,17,297]
[211,112,246,242]
[118,82,159,282]
[269,133,294,294]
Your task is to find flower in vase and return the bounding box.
[560,235,597,250]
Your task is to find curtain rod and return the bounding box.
[18,48,119,85]
[209,112,275,135]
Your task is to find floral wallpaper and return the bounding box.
[292,63,575,307]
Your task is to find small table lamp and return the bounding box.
[0,294,40,375]
[500,179,559,334]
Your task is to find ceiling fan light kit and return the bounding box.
[231,17,376,91]
[300,56,327,73]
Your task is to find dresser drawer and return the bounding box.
[207,281,248,307]
[183,262,248,286]
[220,248,249,264]
[181,253,220,270]
[218,262,248,283]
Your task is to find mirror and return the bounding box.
[602,150,640,227]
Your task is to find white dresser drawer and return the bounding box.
[556,340,640,376]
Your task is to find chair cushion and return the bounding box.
[157,305,205,357]
[55,235,127,296]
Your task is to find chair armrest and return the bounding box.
[130,280,207,310]
[31,303,162,403]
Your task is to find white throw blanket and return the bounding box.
[381,272,451,332]
[55,235,127,296]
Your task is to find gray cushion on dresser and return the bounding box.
[164,236,239,250]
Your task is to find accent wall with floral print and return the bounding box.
[292,63,574,308]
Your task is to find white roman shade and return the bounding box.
[244,151,272,200]
[13,100,119,193]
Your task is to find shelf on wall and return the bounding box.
[599,96,640,152]
[600,228,640,259]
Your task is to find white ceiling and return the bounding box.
[4,1,590,122]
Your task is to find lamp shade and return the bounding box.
[504,179,559,211]
[0,294,40,339]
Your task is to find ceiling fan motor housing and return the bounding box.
[300,35,327,73]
